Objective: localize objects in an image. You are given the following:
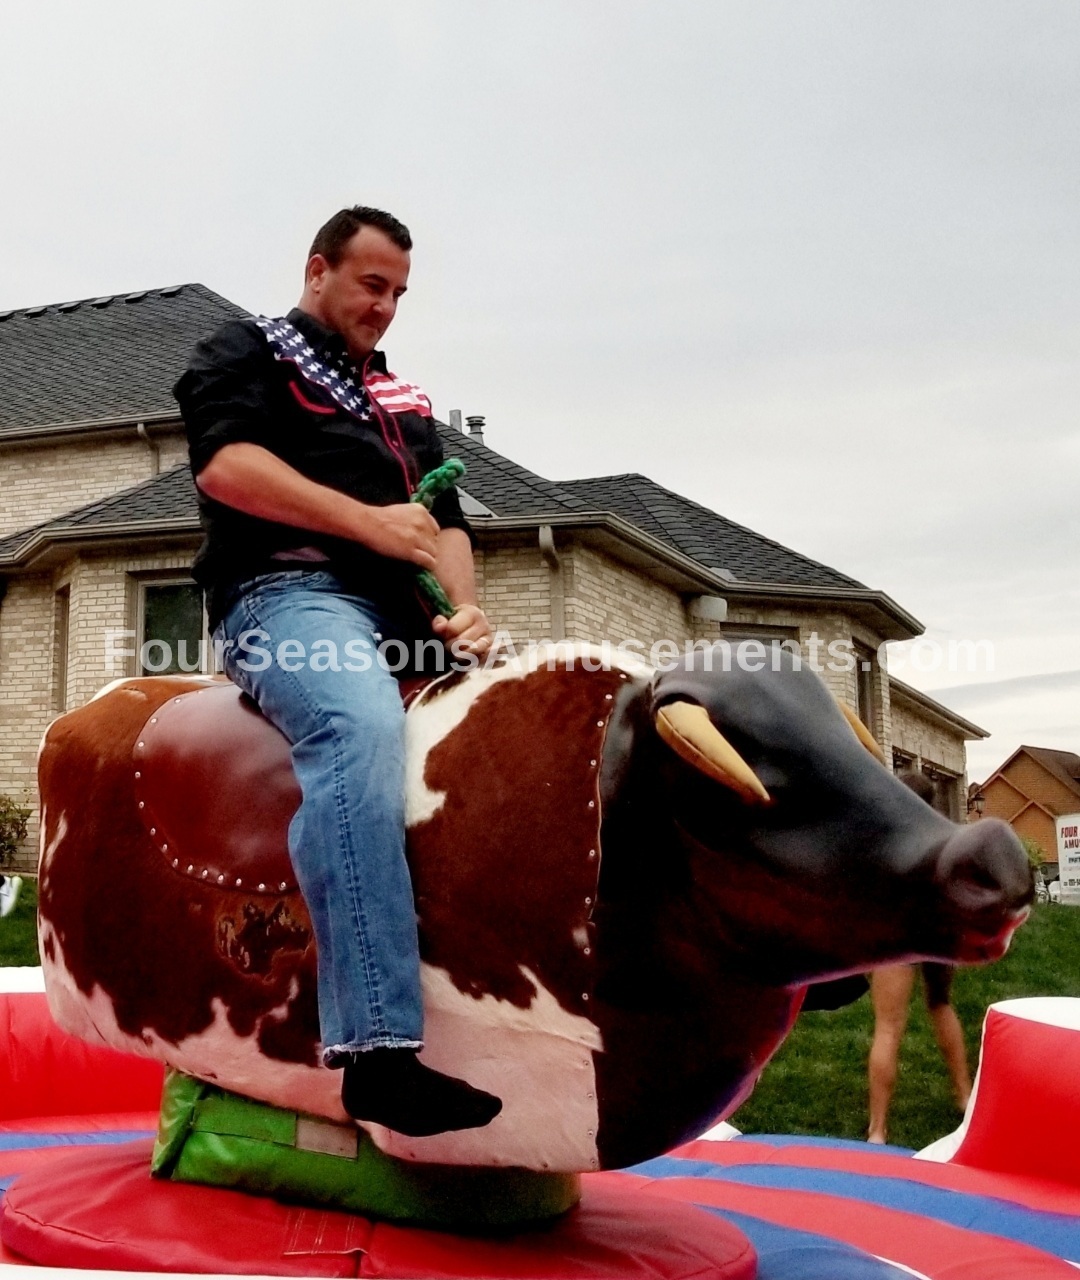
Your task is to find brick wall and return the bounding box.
[473,536,552,644]
[563,544,691,649]
[64,549,199,708]
[0,425,187,536]
[0,528,978,867]
[1008,805,1057,855]
[0,547,199,869]
[889,698,968,777]
[889,693,970,818]
[1001,755,1080,816]
[0,573,59,870]
[719,602,895,754]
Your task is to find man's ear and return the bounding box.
[305,253,330,292]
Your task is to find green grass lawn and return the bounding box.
[0,876,39,967]
[732,902,1080,1150]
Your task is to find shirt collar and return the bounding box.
[287,308,388,372]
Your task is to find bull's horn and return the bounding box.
[836,700,887,764]
[655,701,770,804]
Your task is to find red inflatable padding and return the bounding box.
[0,1110,159,1134]
[952,1007,1080,1186]
[1,1141,756,1279]
[0,992,163,1122]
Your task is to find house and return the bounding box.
[0,286,987,869]
[975,746,1080,865]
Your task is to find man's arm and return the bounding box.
[430,527,494,656]
[197,442,439,570]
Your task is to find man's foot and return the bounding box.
[341,1047,502,1137]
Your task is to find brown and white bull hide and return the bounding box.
[39,649,644,1173]
[37,644,1031,1174]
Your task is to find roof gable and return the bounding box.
[1022,746,1080,800]
[0,284,245,436]
[981,745,1080,806]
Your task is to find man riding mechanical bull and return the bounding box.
[34,203,1030,1177]
[173,205,503,1138]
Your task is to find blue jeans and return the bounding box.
[216,570,423,1062]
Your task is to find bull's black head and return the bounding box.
[633,647,1032,988]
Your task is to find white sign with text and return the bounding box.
[1056,813,1080,905]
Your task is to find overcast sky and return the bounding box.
[2,0,1076,784]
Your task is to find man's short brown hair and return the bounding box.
[309,207,412,264]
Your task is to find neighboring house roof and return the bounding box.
[558,472,864,591]
[980,745,1080,805]
[1021,746,1080,799]
[0,284,244,438]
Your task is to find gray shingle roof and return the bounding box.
[0,463,199,561]
[557,473,865,590]
[436,429,589,516]
[0,284,244,434]
[0,285,867,594]
[0,448,866,594]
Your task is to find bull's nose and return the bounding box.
[936,818,1034,920]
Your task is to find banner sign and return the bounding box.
[1057,813,1080,905]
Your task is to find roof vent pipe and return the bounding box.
[448,409,463,432]
[465,415,486,444]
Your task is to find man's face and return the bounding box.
[302,225,411,360]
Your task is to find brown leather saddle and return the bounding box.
[132,678,431,896]
[130,663,628,1015]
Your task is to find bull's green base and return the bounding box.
[151,1070,581,1231]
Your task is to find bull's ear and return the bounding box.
[836,700,888,764]
[655,701,771,804]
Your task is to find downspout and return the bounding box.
[538,525,566,642]
[136,422,160,477]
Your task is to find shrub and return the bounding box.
[0,795,31,869]
[1021,836,1047,870]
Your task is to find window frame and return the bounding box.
[135,575,211,676]
[53,583,71,713]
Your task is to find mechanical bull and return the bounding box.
[36,645,1031,1173]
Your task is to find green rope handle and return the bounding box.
[411,458,466,618]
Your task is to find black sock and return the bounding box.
[341,1048,502,1137]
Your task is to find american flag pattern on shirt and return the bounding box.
[254,316,432,420]
[364,369,432,416]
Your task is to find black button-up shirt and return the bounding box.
[174,308,471,629]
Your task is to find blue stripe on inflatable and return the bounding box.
[638,1157,1080,1261]
[729,1134,915,1155]
[0,1131,153,1151]
[702,1206,916,1279]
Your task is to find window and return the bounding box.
[720,624,802,668]
[53,585,70,712]
[854,643,877,738]
[138,579,209,675]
